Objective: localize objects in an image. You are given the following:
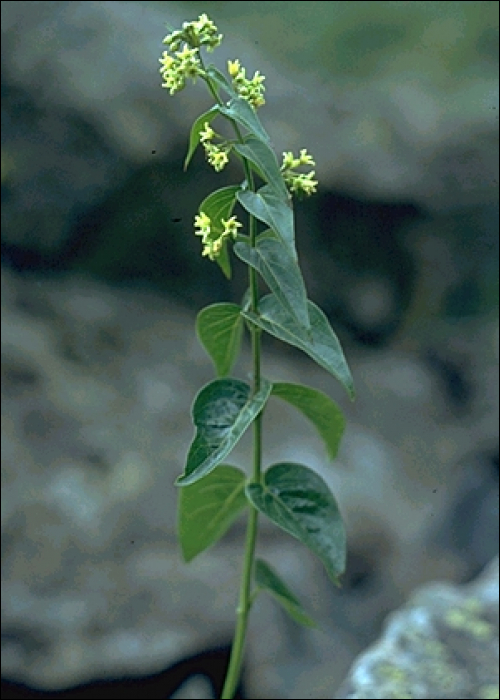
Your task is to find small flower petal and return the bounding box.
[228,59,241,77]
[204,143,231,172]
[194,211,212,238]
[221,216,242,238]
[199,123,215,143]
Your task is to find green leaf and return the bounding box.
[271,383,345,460]
[200,185,241,224]
[256,229,279,244]
[184,105,220,170]
[237,186,296,260]
[178,465,248,562]
[177,378,272,486]
[234,139,289,199]
[196,303,243,377]
[234,239,310,330]
[199,185,241,279]
[219,98,271,146]
[246,463,346,585]
[242,295,355,399]
[240,287,252,312]
[205,65,238,99]
[216,240,232,279]
[254,558,317,628]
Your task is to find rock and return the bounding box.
[1,267,498,698]
[335,556,499,700]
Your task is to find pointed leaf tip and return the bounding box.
[254,558,317,627]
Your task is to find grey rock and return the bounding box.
[1,267,498,698]
[335,557,499,700]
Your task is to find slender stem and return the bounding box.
[220,207,262,700]
[202,67,264,700]
[220,505,259,698]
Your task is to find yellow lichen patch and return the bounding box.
[461,597,484,615]
[444,605,494,639]
[478,685,500,700]
[377,663,409,683]
[374,663,416,698]
[422,638,448,659]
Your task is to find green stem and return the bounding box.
[220,505,259,698]
[220,205,262,700]
[202,66,263,700]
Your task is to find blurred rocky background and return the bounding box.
[1,1,498,698]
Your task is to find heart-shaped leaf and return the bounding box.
[234,239,309,330]
[242,295,355,399]
[237,186,296,260]
[246,462,346,585]
[178,465,248,562]
[254,558,317,627]
[196,303,243,377]
[177,378,272,486]
[234,139,289,200]
[184,105,220,170]
[271,383,345,460]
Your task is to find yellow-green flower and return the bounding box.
[227,59,266,109]
[201,238,222,260]
[228,59,241,78]
[282,149,316,170]
[221,216,242,239]
[205,143,231,172]
[175,45,201,76]
[288,171,318,196]
[192,13,223,50]
[281,149,317,197]
[159,42,204,94]
[193,212,241,261]
[160,14,223,93]
[163,14,222,53]
[298,148,315,167]
[159,52,175,72]
[194,211,211,239]
[200,122,215,143]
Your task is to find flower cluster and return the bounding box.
[159,14,222,94]
[228,60,266,109]
[165,14,222,52]
[199,122,232,172]
[194,212,242,260]
[281,149,318,197]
